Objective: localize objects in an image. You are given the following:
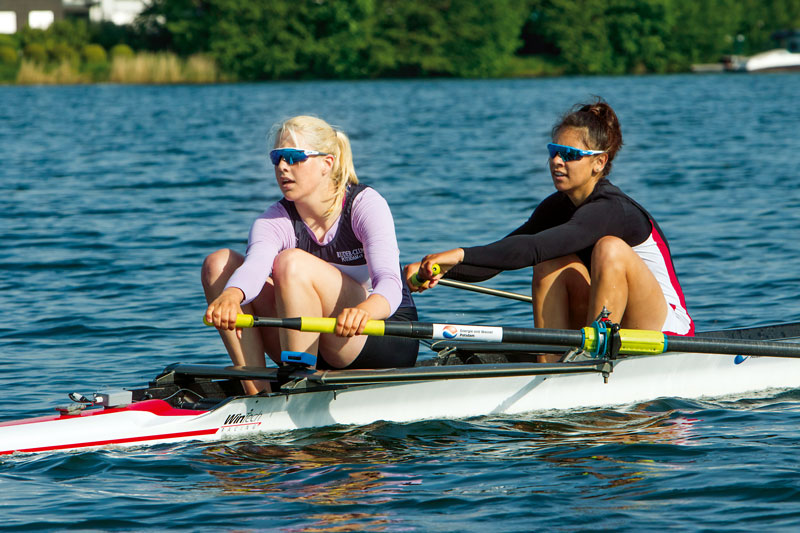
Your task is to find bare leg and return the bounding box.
[587,236,667,330]
[532,255,591,362]
[532,254,591,329]
[272,249,370,368]
[201,249,280,394]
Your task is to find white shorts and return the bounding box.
[662,303,693,336]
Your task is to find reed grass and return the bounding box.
[110,52,219,84]
[16,60,87,84]
[183,54,220,83]
[12,52,220,85]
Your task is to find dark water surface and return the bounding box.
[2,74,800,531]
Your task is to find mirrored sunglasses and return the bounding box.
[269,148,328,165]
[547,143,605,162]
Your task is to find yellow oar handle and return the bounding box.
[299,317,386,336]
[204,314,387,336]
[410,264,441,287]
[581,326,666,355]
[203,315,254,328]
[618,329,667,354]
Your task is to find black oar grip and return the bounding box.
[666,336,800,358]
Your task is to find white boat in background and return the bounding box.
[724,29,800,72]
[2,318,800,456]
[742,48,800,71]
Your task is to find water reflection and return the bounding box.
[515,405,701,494]
[191,403,701,512]
[192,427,422,531]
[288,512,393,532]
[526,406,700,448]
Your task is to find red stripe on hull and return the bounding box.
[0,400,208,429]
[0,427,220,455]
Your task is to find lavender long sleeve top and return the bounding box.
[225,187,404,314]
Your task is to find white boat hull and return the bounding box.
[2,350,799,455]
[744,48,800,71]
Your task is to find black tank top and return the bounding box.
[279,184,415,309]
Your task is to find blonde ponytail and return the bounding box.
[330,130,359,211]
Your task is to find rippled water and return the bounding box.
[2,74,800,531]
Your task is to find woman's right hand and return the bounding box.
[205,287,245,331]
[404,248,465,293]
[403,261,427,292]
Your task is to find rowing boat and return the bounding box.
[2,317,800,456]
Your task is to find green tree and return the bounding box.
[23,43,47,63]
[0,34,17,48]
[210,0,315,79]
[370,0,452,76]
[668,0,742,65]
[136,0,800,78]
[523,0,800,74]
[0,45,18,65]
[526,0,614,74]
[140,0,214,55]
[439,0,530,77]
[735,0,800,54]
[138,0,531,80]
[111,43,135,58]
[82,43,108,64]
[604,0,681,73]
[295,0,378,79]
[50,42,78,64]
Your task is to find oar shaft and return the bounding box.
[167,362,609,385]
[666,335,800,358]
[411,264,532,303]
[436,279,533,303]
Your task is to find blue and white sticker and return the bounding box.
[734,354,749,365]
[432,324,503,342]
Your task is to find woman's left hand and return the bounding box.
[335,306,372,337]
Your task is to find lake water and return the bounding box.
[2,73,800,531]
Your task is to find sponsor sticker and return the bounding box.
[432,324,503,342]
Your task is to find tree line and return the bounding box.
[1,0,798,83]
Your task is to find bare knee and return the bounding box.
[591,236,630,276]
[201,249,241,288]
[271,248,308,285]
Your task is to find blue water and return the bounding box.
[2,73,800,531]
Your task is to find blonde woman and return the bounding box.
[203,116,417,394]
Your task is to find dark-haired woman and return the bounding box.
[405,99,693,341]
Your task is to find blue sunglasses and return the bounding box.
[269,148,329,165]
[547,143,605,162]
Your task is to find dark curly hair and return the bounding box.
[551,97,623,177]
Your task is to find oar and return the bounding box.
[168,361,610,385]
[208,314,800,359]
[410,264,532,303]
[697,321,800,341]
[433,279,532,303]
